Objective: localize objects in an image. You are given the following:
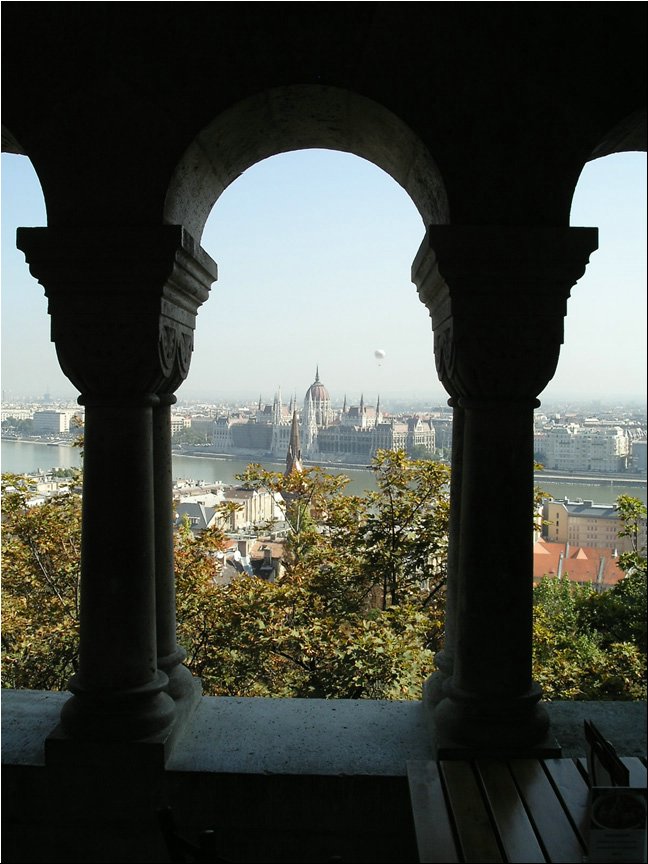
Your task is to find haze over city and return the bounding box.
[1,149,646,406]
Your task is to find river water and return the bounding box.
[2,439,646,504]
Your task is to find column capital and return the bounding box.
[16,225,218,397]
[411,226,598,400]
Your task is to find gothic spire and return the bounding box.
[315,365,320,383]
[285,409,303,476]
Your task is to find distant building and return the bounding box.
[542,498,647,553]
[1,408,33,421]
[170,414,191,434]
[216,537,285,585]
[174,501,218,535]
[210,368,435,463]
[219,486,283,532]
[534,424,630,473]
[630,439,647,474]
[32,410,69,435]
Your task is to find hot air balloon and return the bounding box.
[374,349,386,362]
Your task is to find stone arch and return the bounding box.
[164,85,449,242]
[588,108,647,162]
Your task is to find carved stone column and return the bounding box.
[153,393,197,704]
[16,226,217,745]
[423,396,463,707]
[413,226,598,751]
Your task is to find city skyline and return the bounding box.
[1,149,646,405]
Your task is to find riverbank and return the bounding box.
[174,447,377,472]
[536,470,646,488]
[3,439,646,503]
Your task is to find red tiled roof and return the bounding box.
[533,539,624,587]
[249,540,285,561]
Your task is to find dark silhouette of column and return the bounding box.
[413,225,598,750]
[63,391,174,740]
[17,226,216,744]
[423,397,463,706]
[154,393,199,702]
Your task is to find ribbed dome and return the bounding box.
[304,367,332,427]
[306,380,330,402]
[305,367,330,403]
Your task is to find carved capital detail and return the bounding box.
[16,225,217,398]
[412,226,599,401]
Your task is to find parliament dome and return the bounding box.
[304,367,332,427]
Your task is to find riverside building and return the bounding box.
[211,368,435,463]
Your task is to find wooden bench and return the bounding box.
[407,756,647,863]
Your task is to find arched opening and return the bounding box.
[1,152,72,402]
[531,150,646,702]
[180,148,443,409]
[166,147,452,700]
[536,149,646,486]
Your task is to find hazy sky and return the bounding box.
[1,149,646,408]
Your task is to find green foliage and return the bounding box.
[533,494,646,701]
[172,427,211,446]
[1,474,81,689]
[533,576,646,701]
[2,467,645,705]
[2,418,34,435]
[615,494,647,577]
[215,450,448,698]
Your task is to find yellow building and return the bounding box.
[542,498,646,552]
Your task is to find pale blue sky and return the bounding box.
[1,149,646,407]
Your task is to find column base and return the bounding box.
[47,674,202,770]
[423,650,453,707]
[59,670,176,743]
[158,649,201,702]
[433,683,556,756]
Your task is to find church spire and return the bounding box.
[285,409,303,476]
[375,395,380,428]
[273,387,283,425]
[315,365,320,383]
[342,394,347,413]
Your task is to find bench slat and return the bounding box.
[407,760,460,864]
[440,761,503,863]
[620,756,648,788]
[476,759,547,862]
[542,758,590,846]
[510,759,586,864]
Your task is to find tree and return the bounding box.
[178,449,450,698]
[576,495,647,654]
[614,494,647,577]
[3,464,645,704]
[1,474,81,690]
[533,576,646,701]
[532,494,647,701]
[239,449,450,611]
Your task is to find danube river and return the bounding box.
[1,439,646,504]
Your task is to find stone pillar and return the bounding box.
[153,393,197,702]
[413,226,598,751]
[423,397,463,706]
[16,226,217,744]
[65,391,173,740]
